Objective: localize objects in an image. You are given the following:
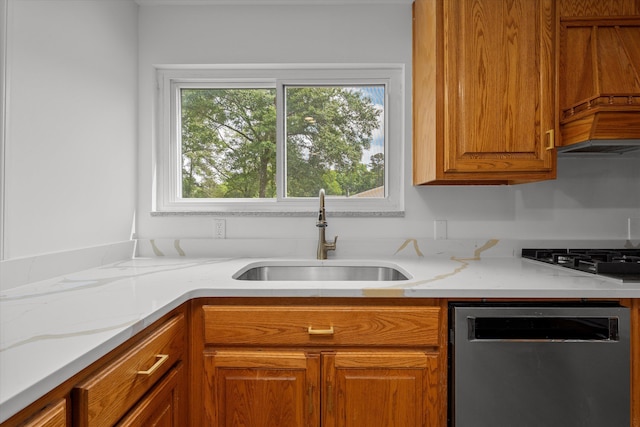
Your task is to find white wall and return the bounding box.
[2,0,138,259]
[137,3,640,243]
[1,0,7,259]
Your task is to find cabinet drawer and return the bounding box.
[203,306,440,347]
[18,399,66,427]
[73,314,185,427]
[115,363,184,427]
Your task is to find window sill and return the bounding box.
[150,210,404,218]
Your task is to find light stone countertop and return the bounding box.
[2,243,640,422]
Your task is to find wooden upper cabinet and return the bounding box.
[413,0,557,185]
[559,0,640,17]
[554,0,640,151]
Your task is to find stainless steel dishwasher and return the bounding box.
[449,303,630,427]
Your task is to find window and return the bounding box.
[180,86,277,199]
[155,65,404,215]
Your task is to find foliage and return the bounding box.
[180,86,384,198]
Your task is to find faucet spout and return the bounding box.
[317,188,327,226]
[316,189,337,260]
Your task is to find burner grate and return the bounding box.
[522,248,640,282]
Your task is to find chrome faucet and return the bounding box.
[316,189,337,260]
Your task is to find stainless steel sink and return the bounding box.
[234,263,409,281]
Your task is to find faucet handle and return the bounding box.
[327,235,338,250]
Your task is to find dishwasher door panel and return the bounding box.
[451,305,630,427]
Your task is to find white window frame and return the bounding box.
[154,64,404,215]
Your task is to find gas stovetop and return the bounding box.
[522,248,640,283]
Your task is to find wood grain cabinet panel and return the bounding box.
[203,351,320,427]
[323,352,440,427]
[559,0,640,17]
[413,0,556,184]
[73,314,186,427]
[16,400,65,427]
[202,350,441,427]
[203,305,440,347]
[558,16,640,148]
[116,363,186,427]
[198,302,445,427]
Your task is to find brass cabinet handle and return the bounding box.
[137,354,169,375]
[545,129,555,151]
[307,326,334,335]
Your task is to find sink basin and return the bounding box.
[234,262,409,281]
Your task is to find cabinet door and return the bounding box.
[203,351,320,427]
[323,352,440,427]
[116,363,185,427]
[413,0,556,184]
[444,0,556,177]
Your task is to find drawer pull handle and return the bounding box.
[137,354,169,375]
[545,129,555,151]
[308,326,334,335]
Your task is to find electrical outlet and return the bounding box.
[214,219,226,239]
[629,218,640,240]
[434,220,448,240]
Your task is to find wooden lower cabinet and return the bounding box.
[1,309,188,427]
[5,298,639,427]
[16,400,66,427]
[325,351,439,427]
[197,300,446,427]
[203,350,437,427]
[116,363,185,427]
[204,351,320,427]
[73,314,186,427]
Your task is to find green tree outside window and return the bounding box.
[180,86,385,199]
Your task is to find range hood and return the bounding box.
[558,17,640,155]
[556,139,640,155]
